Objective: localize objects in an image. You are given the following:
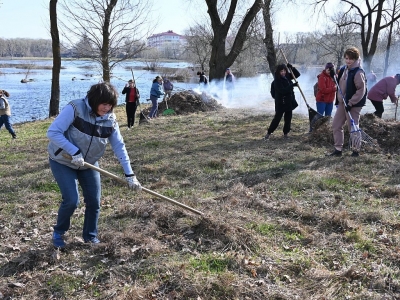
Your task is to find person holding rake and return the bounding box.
[329,47,367,157]
[47,82,142,248]
[264,63,300,140]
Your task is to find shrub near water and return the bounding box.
[2,104,400,299]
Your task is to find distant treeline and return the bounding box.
[0,38,140,59]
[0,38,54,58]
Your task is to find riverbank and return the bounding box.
[1,106,400,299]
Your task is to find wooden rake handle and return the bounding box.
[62,154,204,216]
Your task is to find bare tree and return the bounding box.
[313,11,359,68]
[184,24,213,71]
[49,0,61,117]
[315,0,400,72]
[59,0,152,82]
[205,0,263,80]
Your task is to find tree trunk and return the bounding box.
[383,1,397,78]
[206,0,262,80]
[261,0,276,74]
[101,0,117,82]
[49,0,61,118]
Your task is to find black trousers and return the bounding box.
[267,106,293,135]
[370,100,384,118]
[126,102,138,127]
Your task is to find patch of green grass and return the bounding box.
[284,231,304,241]
[189,253,234,273]
[355,239,376,253]
[47,273,82,297]
[247,222,277,236]
[143,140,162,149]
[345,229,363,243]
[162,188,189,198]
[32,181,60,192]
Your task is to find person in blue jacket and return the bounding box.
[47,82,142,248]
[148,76,165,119]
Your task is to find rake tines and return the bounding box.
[349,127,378,152]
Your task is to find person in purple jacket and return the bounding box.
[367,74,400,118]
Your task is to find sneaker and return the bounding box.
[351,151,359,157]
[328,149,342,157]
[264,134,270,140]
[84,237,100,244]
[52,232,66,248]
[12,135,17,139]
[283,134,289,139]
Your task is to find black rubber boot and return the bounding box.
[328,149,342,157]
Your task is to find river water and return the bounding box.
[0,59,202,124]
[0,59,396,124]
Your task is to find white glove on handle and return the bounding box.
[125,175,142,191]
[71,152,85,167]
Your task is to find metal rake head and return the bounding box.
[349,129,378,152]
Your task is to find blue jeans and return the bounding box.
[316,102,333,116]
[0,114,16,136]
[49,158,101,241]
[149,95,158,118]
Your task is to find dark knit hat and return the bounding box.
[325,62,334,69]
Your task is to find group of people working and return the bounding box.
[3,46,396,249]
[265,46,400,157]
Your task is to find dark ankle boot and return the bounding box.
[328,149,342,157]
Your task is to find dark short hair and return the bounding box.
[325,62,334,69]
[87,82,118,112]
[274,64,288,79]
[344,47,360,60]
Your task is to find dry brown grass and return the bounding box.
[1,104,400,299]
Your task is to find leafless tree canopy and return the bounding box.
[314,0,400,72]
[59,0,152,81]
[184,24,213,72]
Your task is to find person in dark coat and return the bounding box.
[121,79,140,129]
[264,63,300,140]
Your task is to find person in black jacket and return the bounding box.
[121,79,140,129]
[264,63,300,140]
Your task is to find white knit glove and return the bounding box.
[71,152,85,167]
[125,175,142,191]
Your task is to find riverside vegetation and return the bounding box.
[1,103,400,299]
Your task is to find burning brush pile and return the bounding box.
[309,113,400,153]
[143,90,223,116]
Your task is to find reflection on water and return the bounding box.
[0,59,398,124]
